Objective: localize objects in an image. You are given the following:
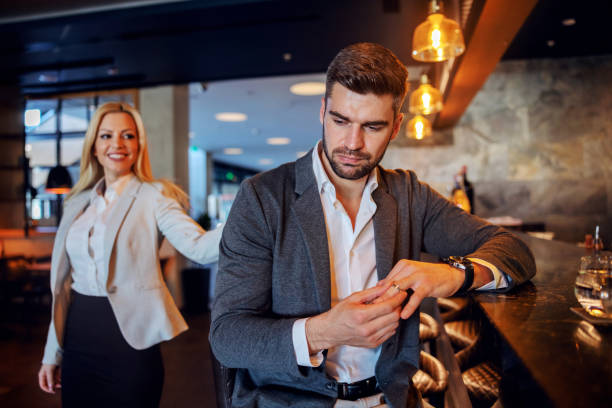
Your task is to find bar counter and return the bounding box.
[472,233,611,407]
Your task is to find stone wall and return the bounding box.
[382,55,612,244]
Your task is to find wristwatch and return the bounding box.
[443,256,474,296]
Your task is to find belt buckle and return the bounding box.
[338,382,349,400]
[338,377,377,401]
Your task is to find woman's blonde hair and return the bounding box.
[66,102,189,209]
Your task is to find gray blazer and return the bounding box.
[43,176,222,365]
[210,151,535,408]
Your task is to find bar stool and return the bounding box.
[444,319,478,349]
[444,318,502,407]
[210,348,236,408]
[462,361,501,406]
[444,319,479,369]
[419,312,440,342]
[414,312,448,407]
[436,297,469,322]
[412,351,449,396]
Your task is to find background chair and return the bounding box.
[209,348,236,408]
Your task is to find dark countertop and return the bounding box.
[472,233,612,408]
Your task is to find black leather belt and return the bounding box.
[337,376,381,401]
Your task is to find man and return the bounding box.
[210,43,535,407]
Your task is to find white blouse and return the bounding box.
[66,174,134,296]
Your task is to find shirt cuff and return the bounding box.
[292,318,324,367]
[468,257,508,290]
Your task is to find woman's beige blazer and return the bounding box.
[43,177,222,365]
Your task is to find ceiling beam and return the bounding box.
[435,0,538,129]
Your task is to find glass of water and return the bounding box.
[575,255,612,319]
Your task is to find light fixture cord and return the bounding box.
[429,0,443,14]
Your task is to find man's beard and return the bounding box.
[321,127,390,180]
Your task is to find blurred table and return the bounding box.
[472,233,611,407]
[24,261,51,275]
[485,216,546,232]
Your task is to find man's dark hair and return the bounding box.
[325,42,409,116]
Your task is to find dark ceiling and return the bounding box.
[1,0,611,96]
[503,0,612,60]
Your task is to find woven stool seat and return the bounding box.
[462,361,501,403]
[412,351,449,395]
[454,337,480,370]
[437,297,469,322]
[444,320,478,349]
[419,312,440,341]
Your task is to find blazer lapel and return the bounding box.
[103,176,142,283]
[51,192,90,292]
[372,170,398,281]
[291,151,332,311]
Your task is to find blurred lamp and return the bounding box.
[409,75,443,115]
[290,82,326,96]
[45,165,72,194]
[412,0,465,62]
[406,115,432,140]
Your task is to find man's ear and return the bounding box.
[319,97,326,124]
[390,112,404,141]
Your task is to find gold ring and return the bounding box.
[392,283,402,292]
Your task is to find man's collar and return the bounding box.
[311,141,329,194]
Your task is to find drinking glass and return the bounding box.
[575,255,612,319]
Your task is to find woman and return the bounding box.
[37,102,223,407]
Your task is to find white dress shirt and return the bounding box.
[66,173,134,296]
[292,143,507,384]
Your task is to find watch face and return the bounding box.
[447,256,468,270]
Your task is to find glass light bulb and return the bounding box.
[431,28,441,49]
[409,83,443,115]
[415,122,424,139]
[421,93,431,108]
[407,115,432,140]
[412,11,465,62]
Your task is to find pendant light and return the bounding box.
[412,0,465,62]
[45,99,72,195]
[45,165,72,194]
[406,115,432,140]
[409,75,443,115]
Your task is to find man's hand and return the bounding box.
[38,364,61,394]
[376,259,493,319]
[305,284,407,354]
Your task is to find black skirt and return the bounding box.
[61,290,164,408]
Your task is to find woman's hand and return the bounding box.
[38,364,61,393]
